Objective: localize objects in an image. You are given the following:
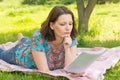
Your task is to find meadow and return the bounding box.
[0,0,120,80]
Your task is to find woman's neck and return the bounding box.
[53,38,63,45]
[49,37,64,49]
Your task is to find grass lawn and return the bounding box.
[0,0,120,80]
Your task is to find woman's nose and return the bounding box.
[65,25,70,31]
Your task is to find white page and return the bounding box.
[64,48,107,73]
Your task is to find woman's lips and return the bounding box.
[65,32,70,34]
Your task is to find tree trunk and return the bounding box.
[76,0,97,33]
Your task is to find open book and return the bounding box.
[64,48,107,73]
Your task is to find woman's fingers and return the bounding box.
[64,35,71,44]
[65,34,70,37]
[68,72,85,78]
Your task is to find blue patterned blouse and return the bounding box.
[15,30,78,70]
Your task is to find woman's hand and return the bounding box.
[63,34,77,66]
[67,72,85,78]
[63,35,72,49]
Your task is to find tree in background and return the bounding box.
[76,0,97,33]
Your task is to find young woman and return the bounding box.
[0,6,83,76]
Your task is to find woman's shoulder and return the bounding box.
[31,30,48,52]
[70,38,78,48]
[32,30,43,37]
[32,30,46,41]
[32,30,40,36]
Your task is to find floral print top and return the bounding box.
[15,30,78,70]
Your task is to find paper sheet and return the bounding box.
[64,48,107,73]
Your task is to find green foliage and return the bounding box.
[97,0,120,4]
[22,0,75,5]
[62,0,75,5]
[113,0,120,3]
[77,32,87,47]
[0,0,3,2]
[84,0,120,4]
[22,0,46,5]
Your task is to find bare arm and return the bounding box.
[31,51,50,72]
[64,45,77,66]
[64,37,85,77]
[64,36,77,66]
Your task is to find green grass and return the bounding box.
[0,71,69,80]
[0,0,120,80]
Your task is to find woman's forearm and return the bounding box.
[64,47,77,66]
[32,51,50,72]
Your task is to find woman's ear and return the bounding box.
[50,22,54,30]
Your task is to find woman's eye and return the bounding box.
[69,23,73,26]
[60,24,65,26]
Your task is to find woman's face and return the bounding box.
[50,14,73,39]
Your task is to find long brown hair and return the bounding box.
[40,6,77,41]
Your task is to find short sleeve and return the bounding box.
[70,38,78,48]
[30,30,45,53]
